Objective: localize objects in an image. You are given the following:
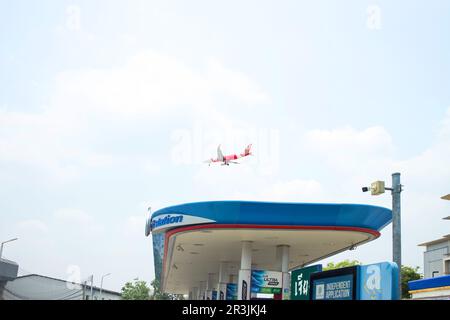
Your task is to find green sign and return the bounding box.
[290,265,322,300]
[259,287,282,294]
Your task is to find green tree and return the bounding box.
[121,279,150,300]
[323,259,362,271]
[150,278,170,300]
[150,278,185,300]
[401,265,422,299]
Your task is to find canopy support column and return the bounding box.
[276,245,290,300]
[217,262,228,300]
[237,241,252,300]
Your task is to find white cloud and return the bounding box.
[396,107,450,189]
[51,50,268,119]
[0,109,101,182]
[123,215,146,236]
[53,208,94,226]
[296,109,450,268]
[9,210,150,292]
[192,157,324,203]
[305,126,394,158]
[193,161,257,187]
[438,106,450,139]
[0,50,269,183]
[143,161,161,175]
[302,125,396,180]
[51,208,104,238]
[17,219,49,233]
[81,154,115,168]
[205,58,270,105]
[261,179,324,202]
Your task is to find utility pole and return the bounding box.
[90,275,94,300]
[100,273,111,300]
[82,281,86,300]
[391,173,402,300]
[362,172,403,300]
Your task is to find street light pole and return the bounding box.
[0,238,19,259]
[100,273,111,300]
[391,173,402,300]
[362,173,403,300]
[90,275,94,300]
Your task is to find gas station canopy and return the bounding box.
[148,201,392,295]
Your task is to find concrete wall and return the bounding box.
[0,258,19,300]
[423,240,450,278]
[411,287,450,300]
[0,259,19,281]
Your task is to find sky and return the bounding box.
[1,0,450,293]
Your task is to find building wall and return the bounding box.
[85,287,121,300]
[423,240,450,278]
[410,287,450,300]
[2,275,121,300]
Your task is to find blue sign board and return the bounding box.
[310,266,358,300]
[226,283,237,300]
[310,262,399,300]
[358,262,399,300]
[251,270,283,294]
[312,274,355,300]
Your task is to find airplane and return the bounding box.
[204,144,253,166]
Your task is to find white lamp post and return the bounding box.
[99,273,111,300]
[0,238,19,259]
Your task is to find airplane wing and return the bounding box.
[204,159,215,167]
[217,145,224,161]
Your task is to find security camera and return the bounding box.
[362,187,369,192]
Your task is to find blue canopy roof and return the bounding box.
[152,201,392,231]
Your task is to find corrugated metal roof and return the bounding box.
[15,274,121,296]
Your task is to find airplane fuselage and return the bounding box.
[224,154,239,161]
[206,144,252,166]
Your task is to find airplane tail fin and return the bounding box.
[242,144,252,156]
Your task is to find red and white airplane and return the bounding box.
[205,144,253,166]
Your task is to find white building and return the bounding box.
[417,195,450,279]
[408,194,450,300]
[419,216,450,279]
[2,274,121,300]
[418,228,450,279]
